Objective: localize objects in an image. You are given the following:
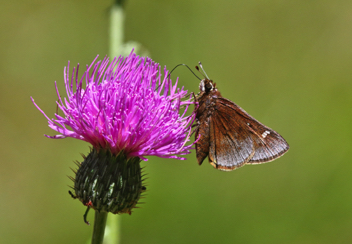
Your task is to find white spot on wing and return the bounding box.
[262,130,270,138]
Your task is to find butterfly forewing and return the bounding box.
[209,108,255,170]
[216,98,289,166]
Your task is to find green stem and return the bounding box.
[109,3,125,58]
[106,2,125,244]
[91,211,108,244]
[106,214,120,244]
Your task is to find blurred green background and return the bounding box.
[1,0,352,243]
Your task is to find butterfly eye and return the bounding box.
[205,82,213,91]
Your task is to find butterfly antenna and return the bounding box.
[198,62,210,79]
[168,64,202,81]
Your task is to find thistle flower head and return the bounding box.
[32,51,196,160]
[32,51,197,217]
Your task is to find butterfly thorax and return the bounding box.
[196,79,222,120]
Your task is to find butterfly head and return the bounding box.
[199,79,216,93]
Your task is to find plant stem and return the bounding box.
[91,211,108,244]
[105,2,125,243]
[109,3,125,58]
[106,214,120,244]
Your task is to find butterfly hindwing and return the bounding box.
[195,117,210,165]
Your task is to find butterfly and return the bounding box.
[194,65,289,171]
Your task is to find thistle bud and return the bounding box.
[70,149,145,216]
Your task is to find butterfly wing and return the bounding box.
[195,116,210,165]
[206,98,289,171]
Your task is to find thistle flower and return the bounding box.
[31,51,196,221]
